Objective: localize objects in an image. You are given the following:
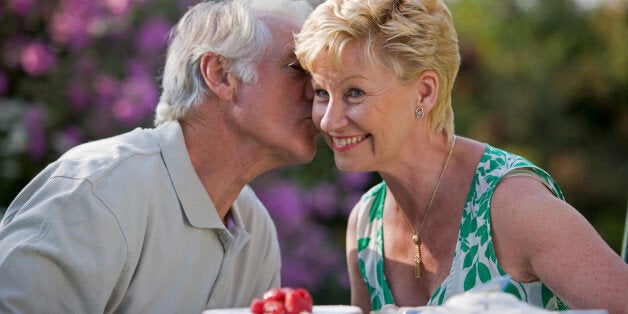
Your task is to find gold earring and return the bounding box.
[415,105,424,119]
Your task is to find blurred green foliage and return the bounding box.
[448,0,627,251]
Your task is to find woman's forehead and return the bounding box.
[313,41,382,74]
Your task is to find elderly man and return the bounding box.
[0,0,317,312]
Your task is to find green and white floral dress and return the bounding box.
[354,144,569,311]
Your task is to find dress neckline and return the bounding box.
[378,144,489,305]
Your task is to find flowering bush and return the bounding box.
[0,0,189,192]
[253,167,374,302]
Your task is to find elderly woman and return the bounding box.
[295,0,628,313]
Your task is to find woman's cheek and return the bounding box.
[311,102,326,130]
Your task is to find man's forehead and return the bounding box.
[261,15,299,43]
[257,14,300,63]
[267,35,297,63]
[257,44,296,68]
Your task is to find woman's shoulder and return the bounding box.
[347,181,387,231]
[352,181,387,209]
[480,143,539,172]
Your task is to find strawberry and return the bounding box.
[263,300,285,314]
[284,288,313,314]
[253,287,314,314]
[263,288,286,302]
[250,298,264,314]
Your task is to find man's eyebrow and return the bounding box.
[283,50,298,62]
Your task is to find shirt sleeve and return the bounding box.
[0,176,128,313]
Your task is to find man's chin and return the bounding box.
[295,145,317,164]
[285,141,317,166]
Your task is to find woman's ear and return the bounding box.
[415,70,439,113]
[200,52,237,101]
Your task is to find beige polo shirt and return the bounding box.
[0,121,281,313]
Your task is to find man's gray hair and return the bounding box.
[154,0,313,126]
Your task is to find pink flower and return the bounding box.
[110,63,158,125]
[135,18,172,53]
[112,98,135,124]
[20,41,57,76]
[9,0,35,17]
[49,0,98,50]
[94,75,119,99]
[94,75,121,110]
[102,0,131,15]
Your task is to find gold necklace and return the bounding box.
[397,136,456,279]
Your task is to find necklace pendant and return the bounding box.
[413,236,421,278]
[414,256,421,278]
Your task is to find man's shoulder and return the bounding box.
[235,186,268,217]
[53,127,162,183]
[3,127,166,233]
[234,186,277,230]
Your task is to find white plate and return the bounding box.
[203,305,362,314]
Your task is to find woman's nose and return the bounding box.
[318,99,348,132]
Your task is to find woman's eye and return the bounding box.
[347,88,364,98]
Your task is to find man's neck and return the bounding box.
[179,117,278,220]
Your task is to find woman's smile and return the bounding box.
[330,134,370,151]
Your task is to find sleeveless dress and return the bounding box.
[354,144,569,311]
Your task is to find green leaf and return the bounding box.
[437,287,447,305]
[477,224,489,244]
[484,243,497,263]
[357,238,370,252]
[358,258,367,278]
[372,296,382,311]
[504,282,522,300]
[469,216,477,232]
[463,264,477,289]
[477,262,491,283]
[369,184,386,221]
[463,244,478,267]
[461,237,470,251]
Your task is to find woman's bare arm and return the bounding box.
[491,176,628,314]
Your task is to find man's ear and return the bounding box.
[200,52,237,101]
[415,70,440,112]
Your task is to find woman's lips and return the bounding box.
[330,134,369,152]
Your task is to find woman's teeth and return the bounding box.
[333,135,367,147]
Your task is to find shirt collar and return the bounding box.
[221,205,251,251]
[153,120,225,229]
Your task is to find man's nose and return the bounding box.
[304,82,314,102]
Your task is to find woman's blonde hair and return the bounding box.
[295,0,460,140]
